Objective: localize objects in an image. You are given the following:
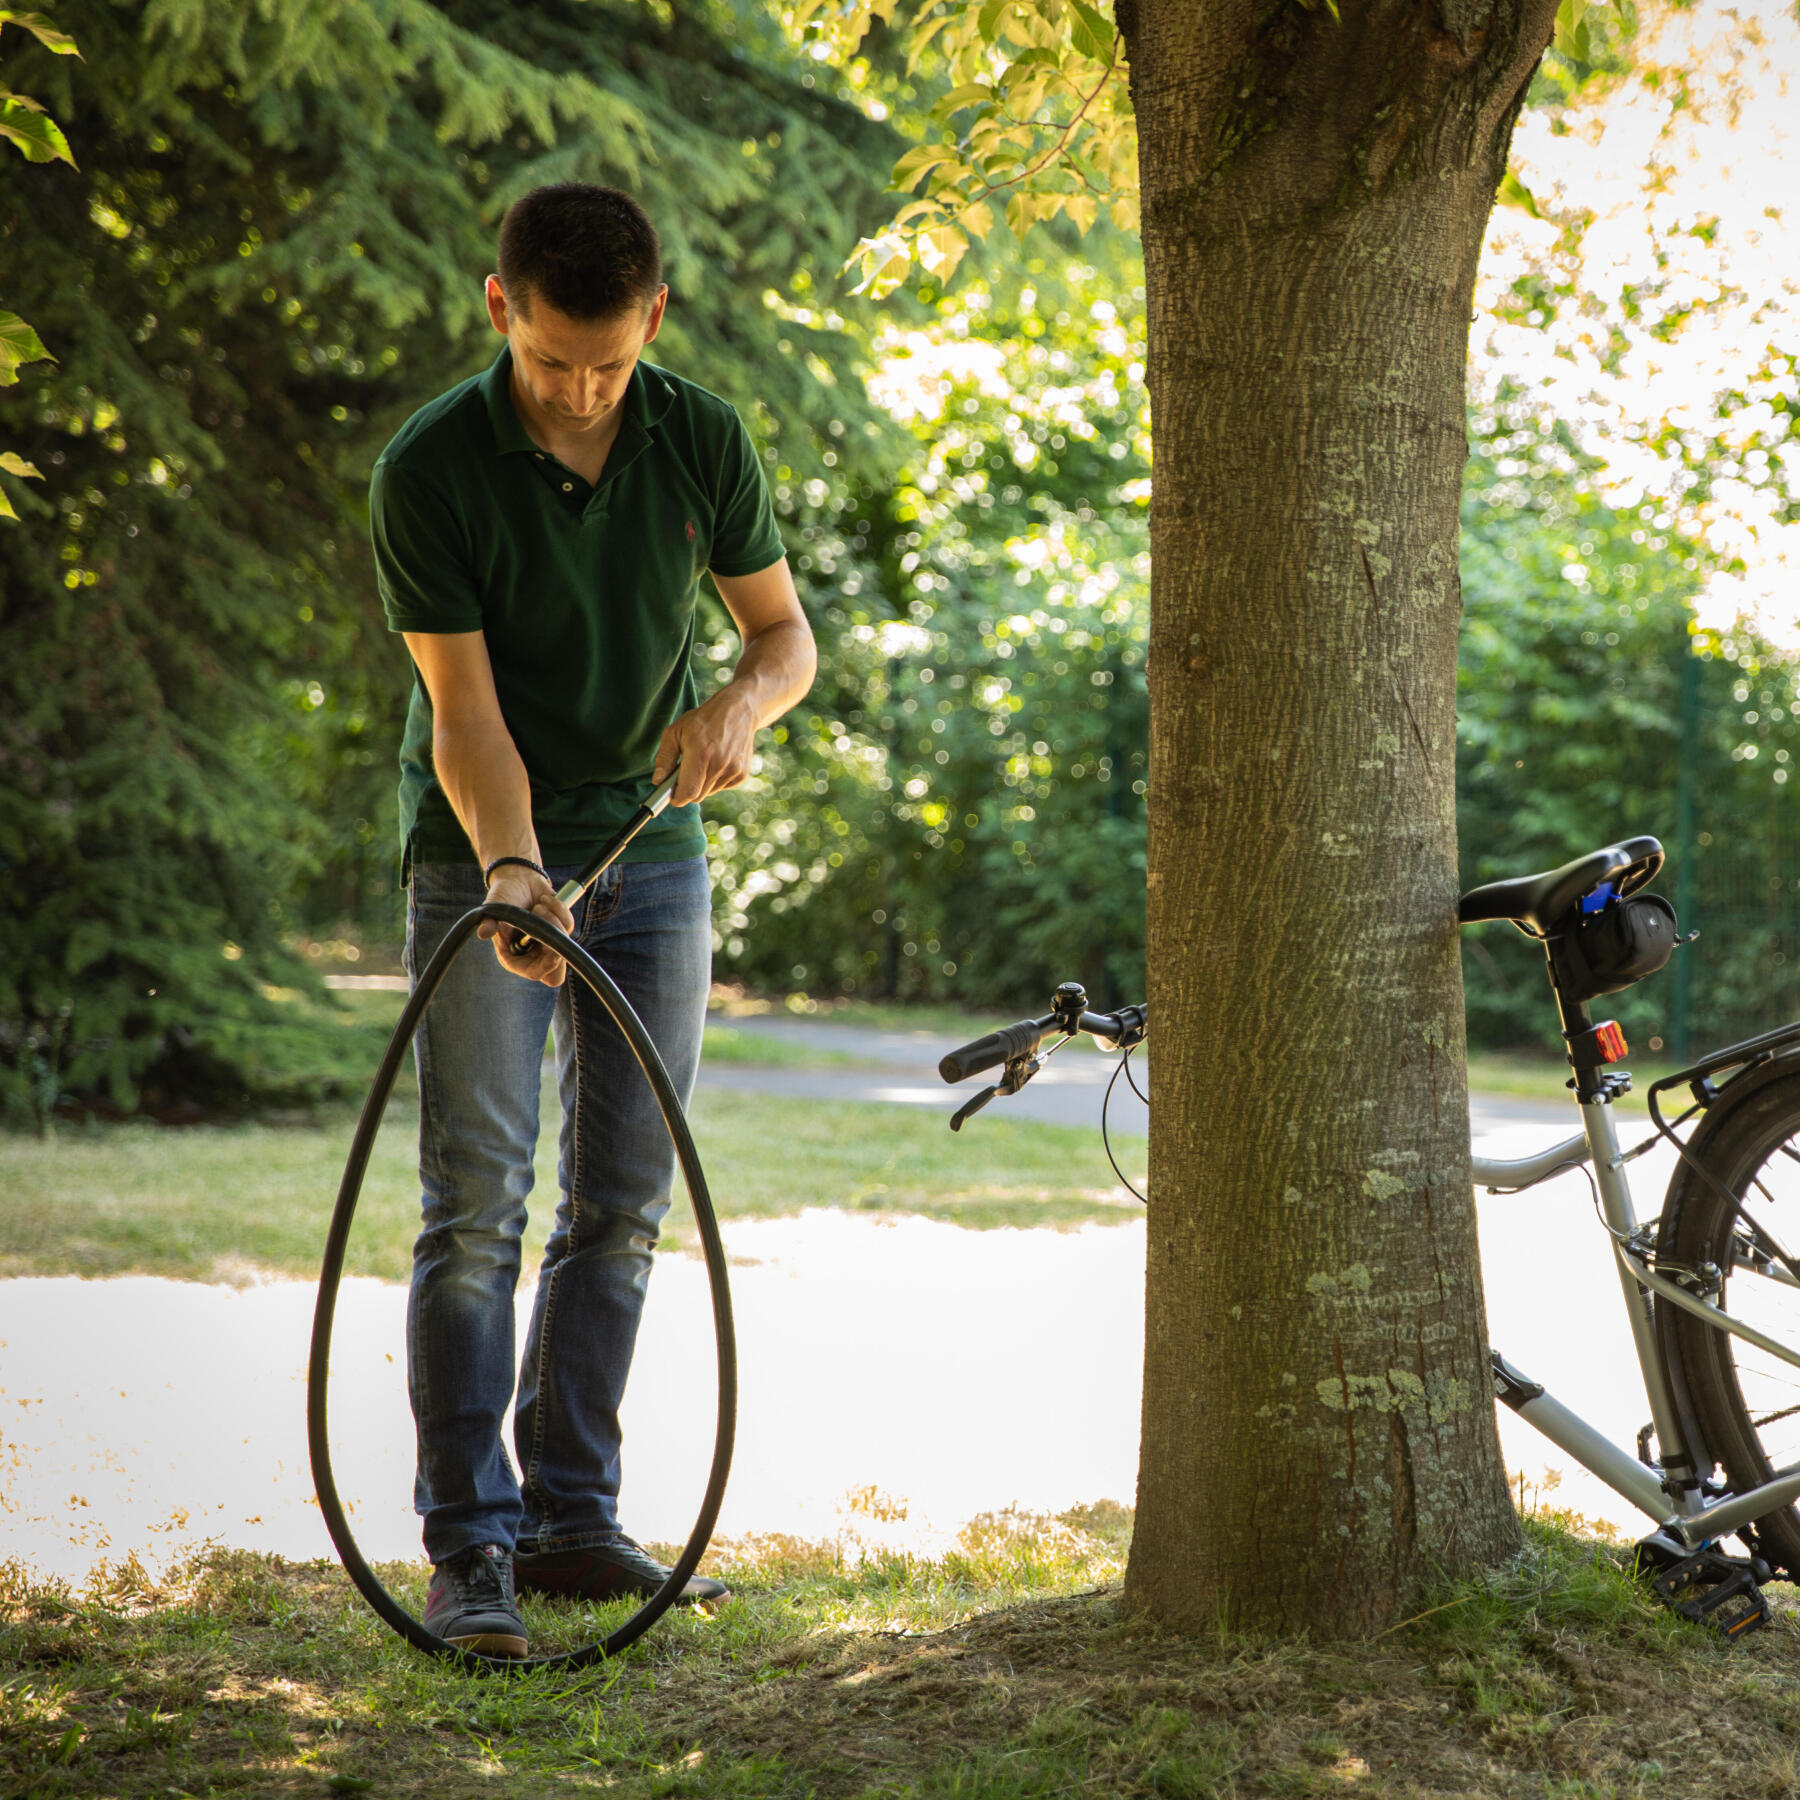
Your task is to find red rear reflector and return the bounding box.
[1596,1021,1628,1062]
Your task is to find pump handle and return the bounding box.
[508,769,680,956]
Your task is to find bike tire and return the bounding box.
[1656,1056,1800,1574]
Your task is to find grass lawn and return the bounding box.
[0,1084,1145,1285]
[699,1024,876,1069]
[710,990,1019,1037]
[5,1509,1800,1798]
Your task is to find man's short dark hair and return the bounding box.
[497,184,664,322]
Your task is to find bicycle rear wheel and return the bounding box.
[1656,1058,1800,1574]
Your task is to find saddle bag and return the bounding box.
[1552,893,1681,1001]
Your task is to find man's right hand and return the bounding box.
[477,868,576,987]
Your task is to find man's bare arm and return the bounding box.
[652,558,817,806]
[403,630,575,985]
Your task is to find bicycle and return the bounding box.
[936,833,1800,1639]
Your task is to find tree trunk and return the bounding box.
[1121,0,1558,1635]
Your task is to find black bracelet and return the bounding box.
[483,854,549,886]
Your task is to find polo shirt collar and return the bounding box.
[482,346,676,458]
[481,346,534,456]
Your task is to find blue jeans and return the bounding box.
[404,854,711,1563]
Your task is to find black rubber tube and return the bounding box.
[305,900,737,1673]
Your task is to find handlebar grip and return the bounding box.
[939,1018,1047,1084]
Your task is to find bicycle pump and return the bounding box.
[306,771,737,1673]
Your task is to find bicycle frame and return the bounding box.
[1475,1097,1800,1549]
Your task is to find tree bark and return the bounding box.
[1121,0,1558,1635]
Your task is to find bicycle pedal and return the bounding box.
[1637,1538,1771,1641]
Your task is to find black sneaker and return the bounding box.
[513,1535,730,1609]
[422,1543,529,1657]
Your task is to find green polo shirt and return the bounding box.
[370,346,786,870]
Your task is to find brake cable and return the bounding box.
[1101,1044,1146,1204]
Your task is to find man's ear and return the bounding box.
[642,285,669,346]
[485,275,511,336]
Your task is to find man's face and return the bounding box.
[485,275,667,432]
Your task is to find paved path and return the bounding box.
[702,1018,1151,1135]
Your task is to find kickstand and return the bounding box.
[1634,1530,1772,1641]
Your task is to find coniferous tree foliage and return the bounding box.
[0,0,901,1123]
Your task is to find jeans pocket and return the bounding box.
[578,869,626,943]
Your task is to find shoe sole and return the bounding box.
[445,1629,529,1657]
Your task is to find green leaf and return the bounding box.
[905,11,957,75]
[0,311,51,375]
[977,0,1007,43]
[891,196,948,228]
[892,143,960,188]
[1008,69,1052,117]
[938,82,994,114]
[0,451,42,478]
[1067,0,1114,62]
[0,96,75,165]
[1553,0,1589,56]
[965,116,1007,158]
[1063,143,1108,189]
[1497,166,1542,219]
[1063,193,1098,233]
[0,485,17,522]
[918,222,969,282]
[846,232,913,299]
[0,10,81,54]
[960,198,994,239]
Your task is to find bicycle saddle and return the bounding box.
[1458,836,1664,935]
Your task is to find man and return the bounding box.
[369,183,816,1657]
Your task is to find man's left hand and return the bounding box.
[653,688,761,806]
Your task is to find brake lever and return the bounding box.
[950,1086,1000,1132]
[947,1050,1044,1131]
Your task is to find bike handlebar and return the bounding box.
[938,1005,1145,1083]
[938,1018,1050,1084]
